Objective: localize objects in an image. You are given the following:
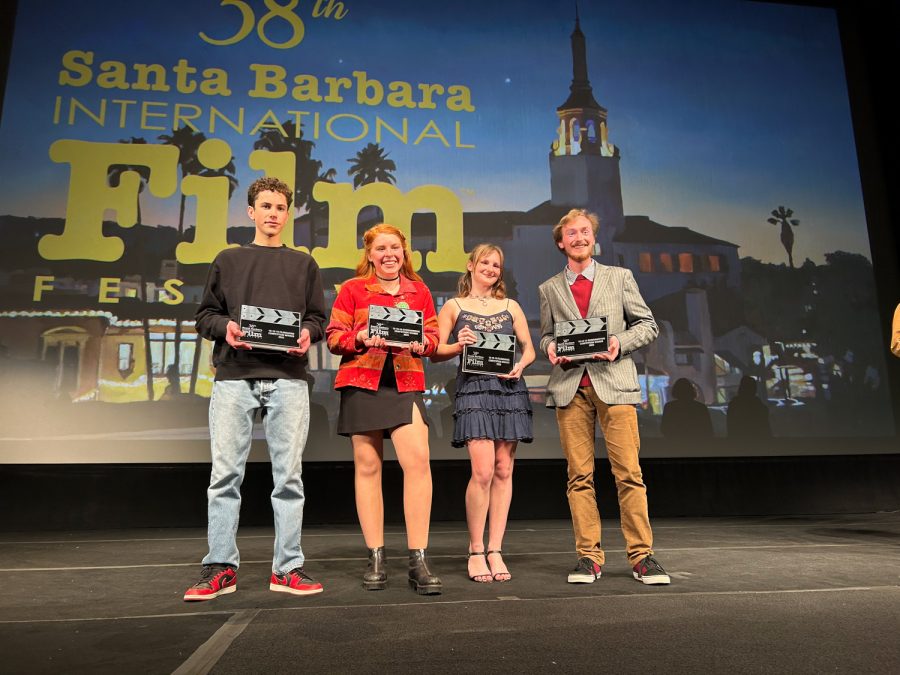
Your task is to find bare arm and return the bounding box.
[432,301,463,362]
[892,303,900,358]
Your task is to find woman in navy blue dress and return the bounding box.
[434,244,535,582]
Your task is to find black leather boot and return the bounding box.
[408,548,442,595]
[363,546,386,590]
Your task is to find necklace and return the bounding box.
[469,294,491,307]
[376,274,400,282]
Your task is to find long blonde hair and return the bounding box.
[457,243,506,299]
[355,224,422,282]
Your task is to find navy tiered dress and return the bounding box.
[450,301,533,448]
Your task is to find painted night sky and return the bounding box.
[0,0,867,265]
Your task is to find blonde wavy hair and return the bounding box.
[355,224,422,282]
[457,243,506,299]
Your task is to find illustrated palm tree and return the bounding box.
[106,137,155,399]
[107,137,151,225]
[158,126,206,235]
[767,206,800,268]
[188,159,239,395]
[138,273,155,402]
[197,158,239,199]
[347,143,397,187]
[254,120,331,214]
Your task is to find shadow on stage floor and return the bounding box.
[1,513,899,673]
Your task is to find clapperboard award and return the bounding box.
[554,316,609,360]
[462,332,517,375]
[239,305,302,351]
[367,304,424,347]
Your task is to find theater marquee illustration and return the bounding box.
[0,0,893,462]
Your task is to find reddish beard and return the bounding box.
[567,245,592,262]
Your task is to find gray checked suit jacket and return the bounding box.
[539,263,658,408]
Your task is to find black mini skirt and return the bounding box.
[336,356,429,437]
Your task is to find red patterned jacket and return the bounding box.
[326,275,439,392]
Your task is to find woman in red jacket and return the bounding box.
[326,224,442,595]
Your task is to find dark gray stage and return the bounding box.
[1,514,899,673]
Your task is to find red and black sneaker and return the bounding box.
[269,567,324,596]
[567,556,602,584]
[183,564,237,602]
[632,555,671,585]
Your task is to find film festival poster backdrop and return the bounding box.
[0,0,893,464]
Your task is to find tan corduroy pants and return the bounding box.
[556,386,654,567]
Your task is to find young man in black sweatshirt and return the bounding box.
[184,176,327,601]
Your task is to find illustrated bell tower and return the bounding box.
[550,9,625,256]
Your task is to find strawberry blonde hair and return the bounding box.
[355,224,422,282]
[552,208,599,247]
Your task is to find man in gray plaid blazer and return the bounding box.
[539,208,670,585]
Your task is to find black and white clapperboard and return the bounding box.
[367,304,424,347]
[239,304,302,351]
[554,316,609,360]
[462,331,517,375]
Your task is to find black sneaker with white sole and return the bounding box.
[567,557,602,583]
[632,555,671,585]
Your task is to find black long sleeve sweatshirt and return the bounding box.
[195,244,327,381]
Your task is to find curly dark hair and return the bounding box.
[247,176,293,208]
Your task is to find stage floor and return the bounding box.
[1,513,899,673]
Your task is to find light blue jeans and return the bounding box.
[203,378,310,574]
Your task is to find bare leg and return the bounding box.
[390,404,432,549]
[351,432,385,549]
[487,441,516,581]
[466,438,495,581]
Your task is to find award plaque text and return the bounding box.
[462,332,517,375]
[240,305,302,351]
[554,316,609,360]
[367,304,424,347]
